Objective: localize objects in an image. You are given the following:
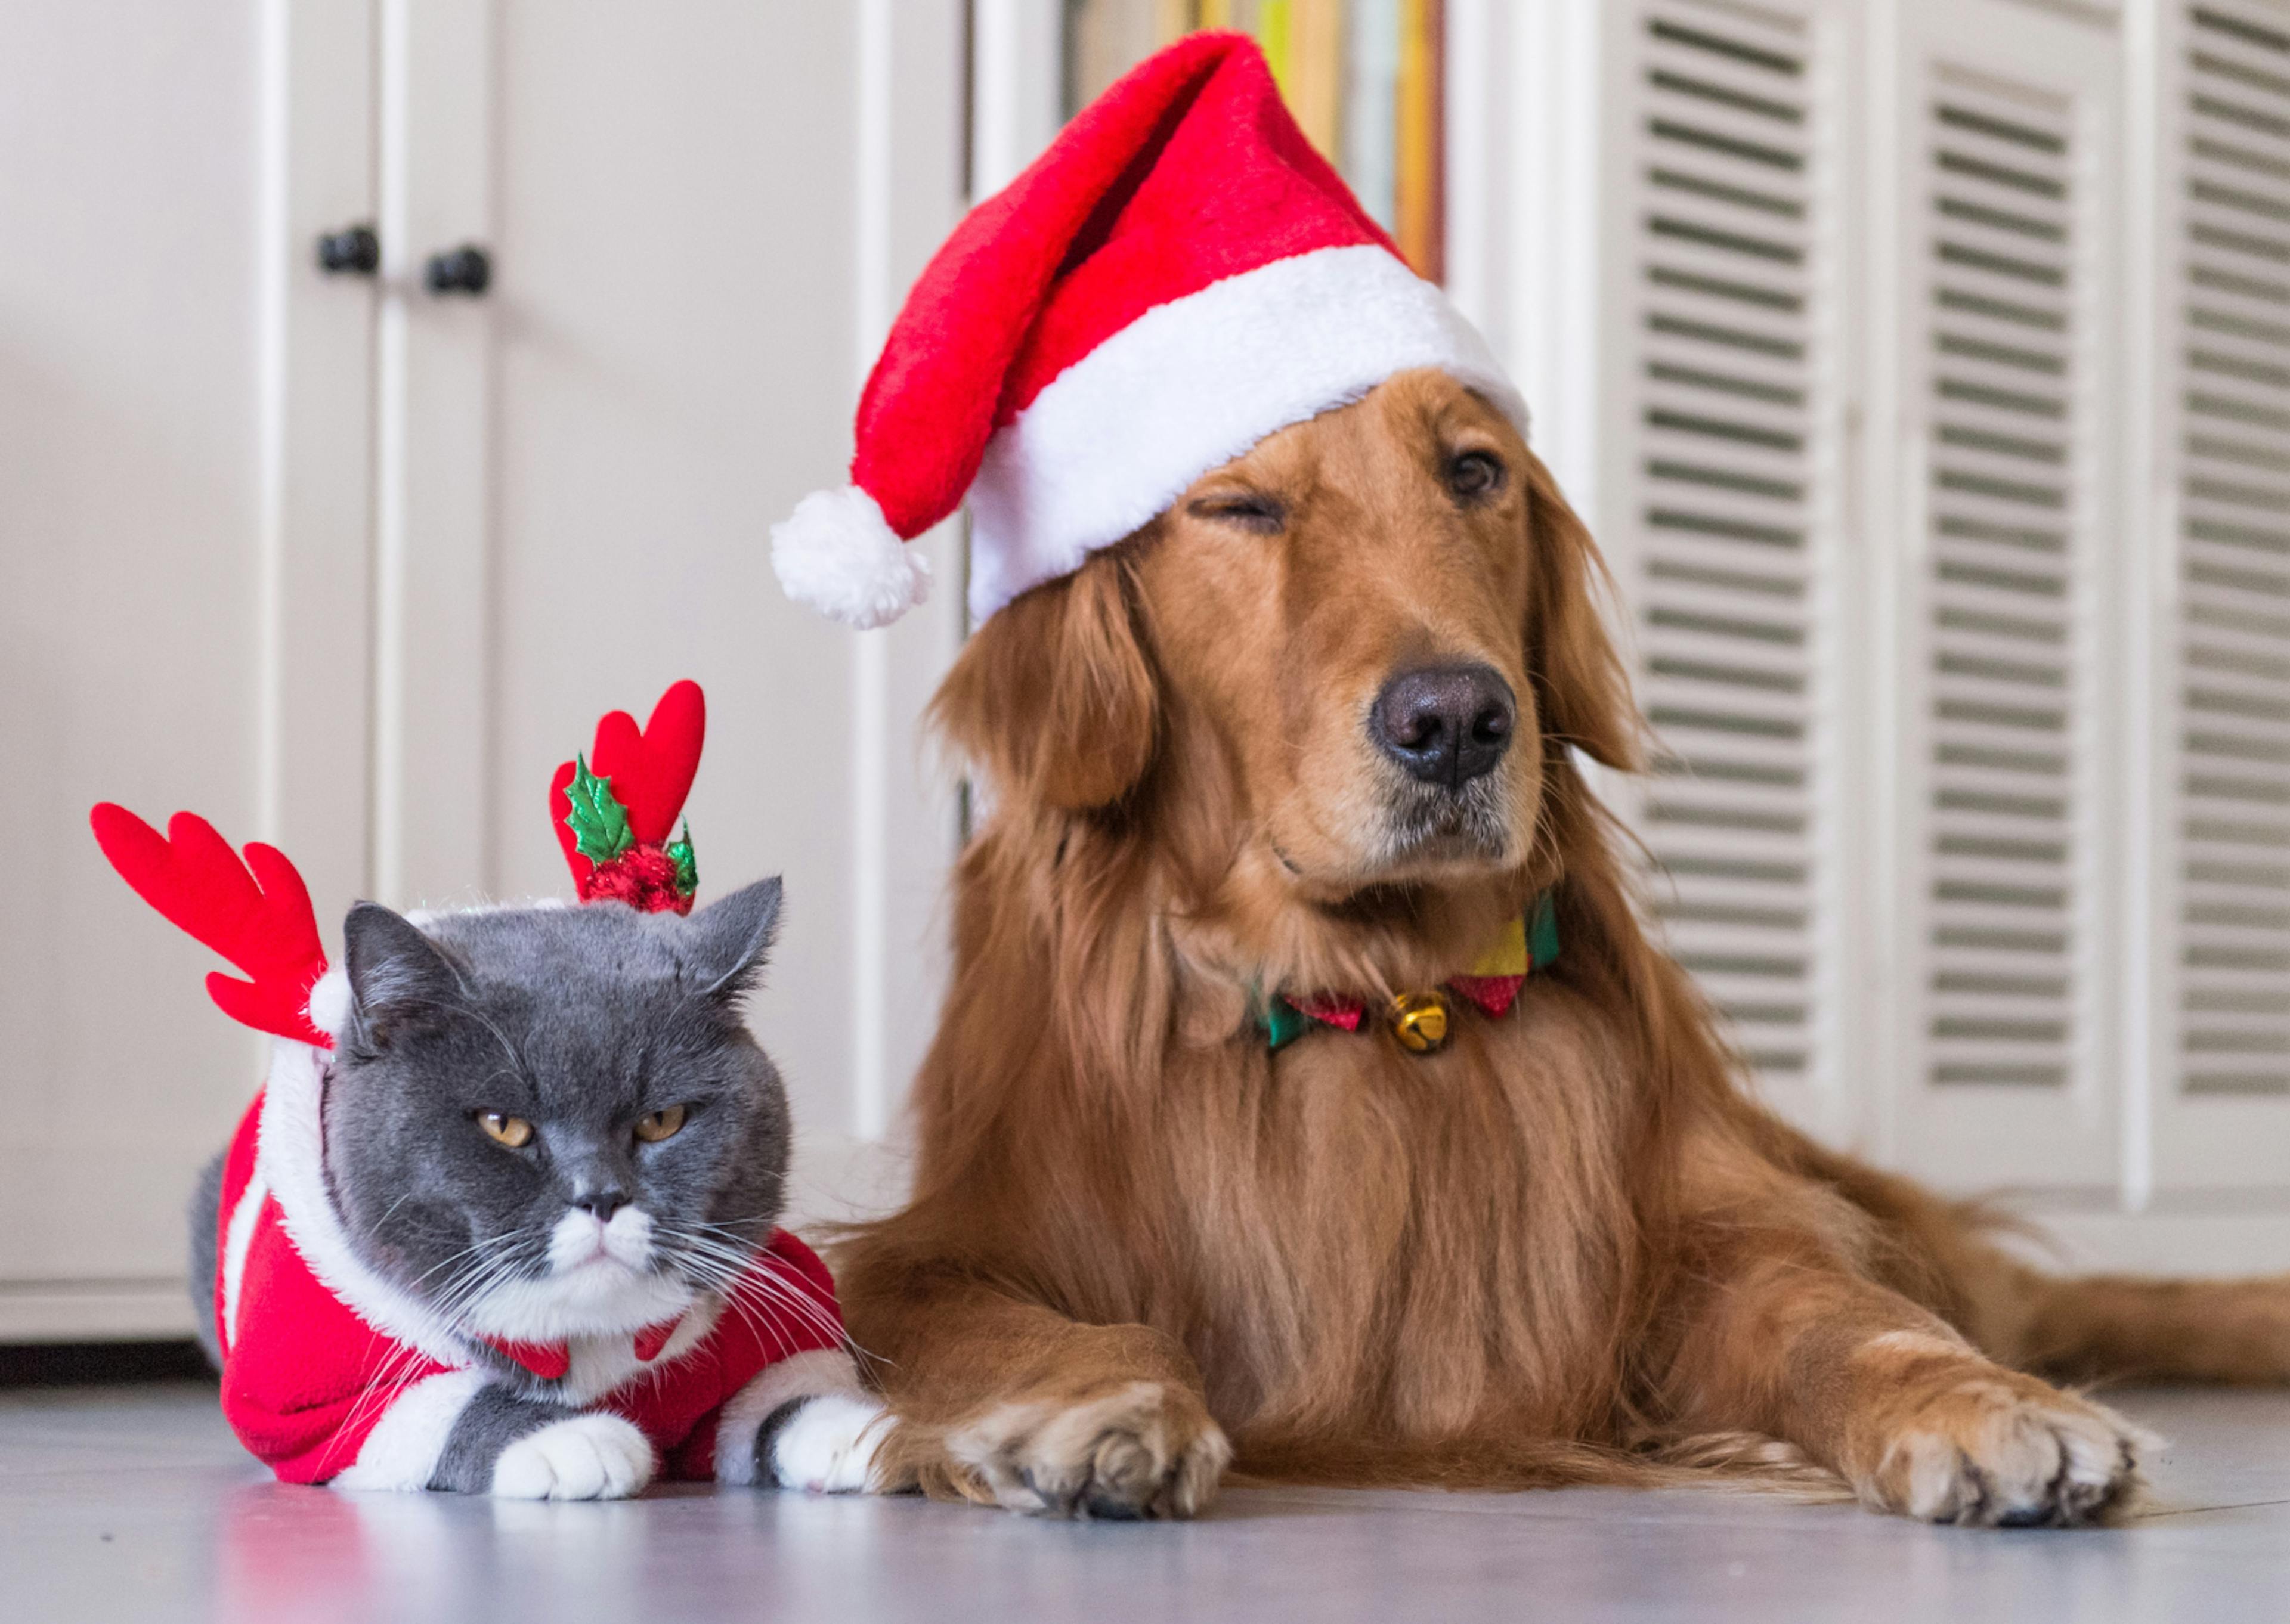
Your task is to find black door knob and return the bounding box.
[423,245,492,296]
[315,224,380,275]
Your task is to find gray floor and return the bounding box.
[7,1384,2290,1623]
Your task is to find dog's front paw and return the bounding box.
[766,1393,891,1493]
[945,1380,1231,1520]
[491,1413,655,1501]
[1855,1365,2148,1526]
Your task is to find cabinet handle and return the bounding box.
[423,245,493,296]
[315,224,380,275]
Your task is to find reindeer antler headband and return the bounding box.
[91,680,708,1049]
[89,806,335,1047]
[548,679,706,916]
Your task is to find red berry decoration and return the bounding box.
[548,681,706,916]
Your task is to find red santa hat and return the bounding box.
[771,30,1525,630]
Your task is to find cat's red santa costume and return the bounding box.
[92,681,864,1489]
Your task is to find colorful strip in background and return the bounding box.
[1064,0,1445,283]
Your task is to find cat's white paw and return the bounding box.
[491,1413,654,1500]
[770,1393,889,1493]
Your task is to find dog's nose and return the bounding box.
[1370,664,1516,788]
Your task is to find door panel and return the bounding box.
[2,1,285,1335]
[1599,0,1857,1144]
[2152,0,2290,1192]
[390,2,968,1216]
[1877,0,2126,1194]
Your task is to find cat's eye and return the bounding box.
[476,1111,533,1149]
[634,1105,688,1144]
[1447,450,1505,501]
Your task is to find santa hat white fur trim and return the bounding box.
[967,245,1527,624]
[771,485,933,630]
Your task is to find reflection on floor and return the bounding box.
[5,1383,2287,1623]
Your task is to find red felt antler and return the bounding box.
[89,805,332,1048]
[550,680,707,913]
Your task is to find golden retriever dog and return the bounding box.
[837,368,2290,1527]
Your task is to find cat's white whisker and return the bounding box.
[652,1225,867,1365]
[645,1226,804,1353]
[402,1226,536,1297]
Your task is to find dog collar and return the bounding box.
[1257,892,1559,1056]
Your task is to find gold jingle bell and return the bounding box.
[1387,990,1452,1055]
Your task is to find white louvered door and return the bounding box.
[1604,0,1855,1139]
[2150,0,2290,1192]
[1879,0,2126,1192]
[1546,0,2290,1254]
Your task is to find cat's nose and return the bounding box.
[572,1187,630,1223]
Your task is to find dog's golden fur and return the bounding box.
[837,370,2290,1525]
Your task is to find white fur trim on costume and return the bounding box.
[967,243,1528,622]
[771,484,933,630]
[331,1369,490,1492]
[713,1347,868,1487]
[219,1167,270,1354]
[255,1040,471,1367]
[304,965,351,1042]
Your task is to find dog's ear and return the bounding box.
[1520,452,1642,771]
[932,551,1161,810]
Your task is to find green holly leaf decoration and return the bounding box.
[666,821,698,897]
[565,755,634,864]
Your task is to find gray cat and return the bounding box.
[186,881,888,1500]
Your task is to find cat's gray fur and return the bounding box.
[190,879,840,1493]
[326,881,790,1344]
[188,1150,225,1369]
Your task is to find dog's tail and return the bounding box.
[1765,1120,2290,1387]
[1989,1263,2290,1384]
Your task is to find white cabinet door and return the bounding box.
[2146,0,2290,1194]
[1871,0,2127,1194]
[0,0,377,1340]
[374,2,968,1226]
[4,2,967,1343]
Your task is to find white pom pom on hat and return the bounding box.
[770,485,932,631]
[769,30,1524,631]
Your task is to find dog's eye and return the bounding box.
[1187,492,1285,534]
[1447,451,1505,501]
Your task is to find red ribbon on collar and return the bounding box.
[1262,895,1558,1052]
[1285,972,1528,1033]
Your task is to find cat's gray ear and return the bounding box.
[343,902,465,1046]
[685,877,782,1000]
